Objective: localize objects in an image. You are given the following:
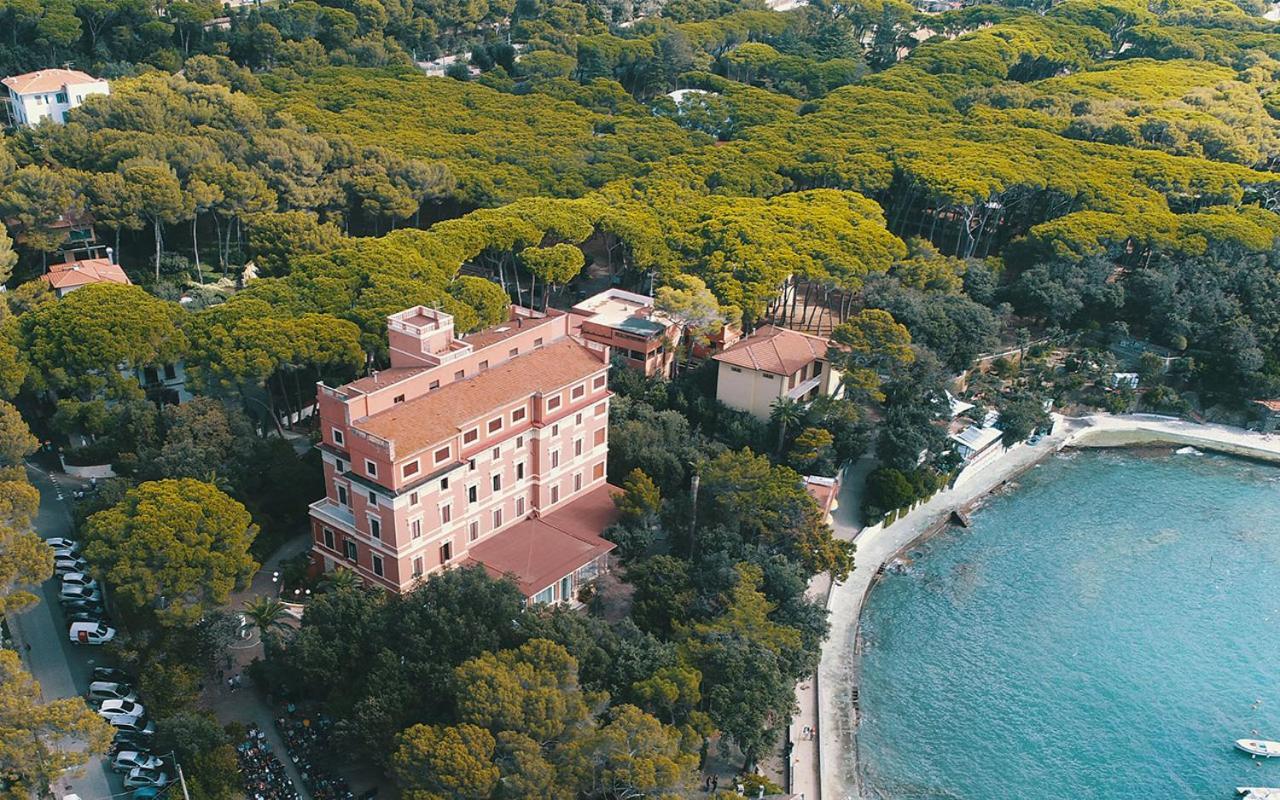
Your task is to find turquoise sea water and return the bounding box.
[857,448,1280,800]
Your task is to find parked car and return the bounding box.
[60,585,102,603]
[130,788,161,800]
[63,598,105,615]
[97,698,146,720]
[88,681,136,706]
[109,715,155,735]
[111,731,153,754]
[54,556,89,574]
[46,537,78,551]
[67,610,109,625]
[112,751,163,773]
[61,572,99,590]
[93,666,133,684]
[69,621,116,645]
[123,767,171,789]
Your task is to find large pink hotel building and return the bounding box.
[308,304,619,605]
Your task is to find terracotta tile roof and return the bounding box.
[2,69,102,95]
[41,258,131,291]
[713,325,830,375]
[1255,399,1280,413]
[465,484,619,595]
[354,338,604,457]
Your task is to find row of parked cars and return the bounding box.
[87,664,173,789]
[48,537,170,790]
[47,537,118,645]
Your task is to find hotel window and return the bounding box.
[468,485,478,504]
[434,446,450,464]
[469,520,479,541]
[429,380,440,390]
[440,477,449,490]
[574,438,583,458]
[516,462,525,480]
[411,519,422,539]
[576,413,583,425]
[488,417,503,434]
[493,508,503,528]
[516,436,524,449]
[441,504,452,523]
[479,360,489,371]
[332,428,345,446]
[440,542,452,563]
[730,366,742,373]
[365,459,378,477]
[534,586,554,605]
[509,348,519,358]
[469,459,477,471]
[534,337,544,348]
[516,497,525,516]
[337,485,349,507]
[413,557,423,578]
[594,429,606,447]
[550,485,560,504]
[403,460,419,478]
[551,450,560,468]
[55,92,66,103]
[574,473,582,492]
[344,539,357,561]
[368,491,378,506]
[455,369,465,380]
[369,518,381,540]
[323,527,334,549]
[372,555,384,577]
[593,463,605,480]
[394,394,405,404]
[512,407,526,423]
[551,424,559,436]
[336,458,345,473]
[547,396,561,411]
[595,403,606,416]
[492,474,502,492]
[572,385,585,400]
[492,447,500,460]
[594,375,606,389]
[463,429,478,444]
[763,373,775,380]
[410,491,420,506]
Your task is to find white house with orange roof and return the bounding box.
[2,69,109,128]
[41,256,131,297]
[712,325,843,419]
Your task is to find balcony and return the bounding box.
[309,498,356,532]
[787,375,822,401]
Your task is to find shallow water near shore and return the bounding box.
[856,448,1280,800]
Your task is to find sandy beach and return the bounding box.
[797,413,1280,800]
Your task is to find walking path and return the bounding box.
[802,413,1280,800]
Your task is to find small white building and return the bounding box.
[2,69,109,128]
[713,325,842,420]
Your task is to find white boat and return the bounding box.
[1238,789,1280,800]
[1236,739,1280,757]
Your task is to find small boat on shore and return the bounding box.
[1238,789,1280,800]
[1236,740,1280,757]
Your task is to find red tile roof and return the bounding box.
[2,69,102,95]
[1255,399,1280,413]
[713,325,830,375]
[466,484,619,595]
[354,338,605,457]
[42,258,131,291]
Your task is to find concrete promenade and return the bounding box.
[798,412,1280,800]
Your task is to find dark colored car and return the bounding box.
[94,666,133,684]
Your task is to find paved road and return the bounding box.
[6,464,117,800]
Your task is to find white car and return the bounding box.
[61,572,99,590]
[124,767,171,789]
[97,698,146,720]
[111,751,163,773]
[68,621,115,645]
[46,537,79,551]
